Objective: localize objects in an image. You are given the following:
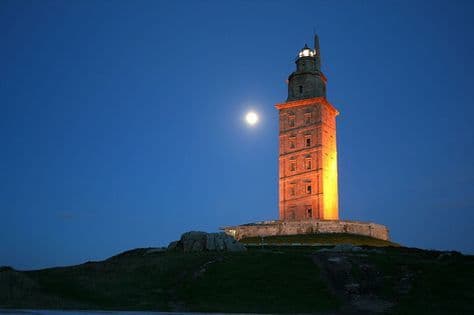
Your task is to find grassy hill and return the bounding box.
[0,242,473,314]
[240,233,400,247]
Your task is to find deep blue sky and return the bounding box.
[1,0,473,269]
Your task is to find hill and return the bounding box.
[0,242,473,314]
[240,232,400,247]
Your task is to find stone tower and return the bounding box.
[275,35,339,221]
[223,35,389,241]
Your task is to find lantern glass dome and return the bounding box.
[298,47,316,58]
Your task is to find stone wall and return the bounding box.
[221,219,390,241]
[276,97,340,221]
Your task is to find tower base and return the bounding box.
[221,219,389,241]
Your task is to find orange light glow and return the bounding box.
[322,149,339,220]
[276,97,339,221]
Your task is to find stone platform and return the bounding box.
[221,219,390,241]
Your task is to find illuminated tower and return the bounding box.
[276,35,339,220]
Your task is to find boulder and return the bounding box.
[191,240,205,251]
[224,235,247,252]
[206,233,216,250]
[215,233,226,250]
[167,231,246,252]
[181,231,207,252]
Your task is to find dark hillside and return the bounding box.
[0,245,473,314]
[240,233,400,247]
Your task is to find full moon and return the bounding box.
[245,111,259,126]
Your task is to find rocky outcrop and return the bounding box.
[168,231,246,252]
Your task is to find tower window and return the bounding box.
[307,208,313,218]
[306,159,312,170]
[299,85,303,94]
[288,115,295,127]
[307,184,312,194]
[306,137,311,147]
[290,162,296,171]
[289,140,295,149]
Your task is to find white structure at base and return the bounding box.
[221,219,390,241]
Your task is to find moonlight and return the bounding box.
[245,111,259,126]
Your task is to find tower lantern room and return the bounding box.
[287,35,326,101]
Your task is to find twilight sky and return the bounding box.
[1,0,473,269]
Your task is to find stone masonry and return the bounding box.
[222,220,390,241]
[277,35,339,221]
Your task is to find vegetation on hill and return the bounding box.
[240,233,400,247]
[0,243,473,314]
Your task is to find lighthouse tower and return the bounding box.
[223,35,390,241]
[275,35,339,221]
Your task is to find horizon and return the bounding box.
[1,0,473,269]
